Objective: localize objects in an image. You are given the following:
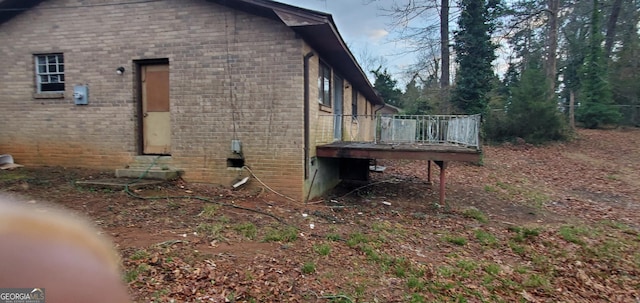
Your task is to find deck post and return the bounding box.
[435,161,447,205]
[427,161,432,185]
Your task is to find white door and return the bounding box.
[333,74,343,141]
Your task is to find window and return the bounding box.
[365,101,368,118]
[352,89,358,118]
[35,53,64,93]
[318,61,331,106]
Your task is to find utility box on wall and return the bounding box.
[73,85,89,105]
[231,139,242,154]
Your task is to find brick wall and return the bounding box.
[306,50,378,149]
[0,0,307,199]
[304,44,379,198]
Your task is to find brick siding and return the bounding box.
[0,0,307,199]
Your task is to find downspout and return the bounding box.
[303,51,315,179]
[374,104,386,115]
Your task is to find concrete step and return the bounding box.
[126,156,173,169]
[115,168,182,180]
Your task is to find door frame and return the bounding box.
[134,58,170,155]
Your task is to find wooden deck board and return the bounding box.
[316,142,481,162]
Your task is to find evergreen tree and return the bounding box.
[450,0,500,115]
[508,57,566,143]
[576,0,621,128]
[371,67,403,108]
[403,78,431,115]
[499,63,520,105]
[608,0,640,126]
[483,72,510,142]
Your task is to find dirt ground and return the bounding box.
[1,128,639,302]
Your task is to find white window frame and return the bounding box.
[35,53,65,93]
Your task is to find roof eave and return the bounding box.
[0,0,384,105]
[288,23,383,105]
[0,0,46,24]
[209,0,383,105]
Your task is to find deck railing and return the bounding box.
[316,114,481,149]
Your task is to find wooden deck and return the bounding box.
[316,142,482,205]
[316,142,482,162]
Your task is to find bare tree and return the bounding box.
[356,44,388,79]
[505,0,564,94]
[365,0,456,112]
[604,0,623,57]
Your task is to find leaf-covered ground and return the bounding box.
[1,128,639,302]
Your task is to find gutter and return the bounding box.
[374,104,386,115]
[303,51,314,179]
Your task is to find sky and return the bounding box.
[276,0,511,87]
[277,0,417,85]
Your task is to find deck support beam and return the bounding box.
[435,161,447,206]
[316,142,480,206]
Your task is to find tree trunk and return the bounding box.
[569,90,576,129]
[440,0,449,88]
[604,0,622,57]
[546,0,559,93]
[440,0,450,113]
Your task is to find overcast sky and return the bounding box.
[276,0,511,87]
[277,0,416,84]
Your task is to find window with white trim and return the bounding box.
[35,53,65,93]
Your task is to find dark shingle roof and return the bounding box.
[0,0,46,23]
